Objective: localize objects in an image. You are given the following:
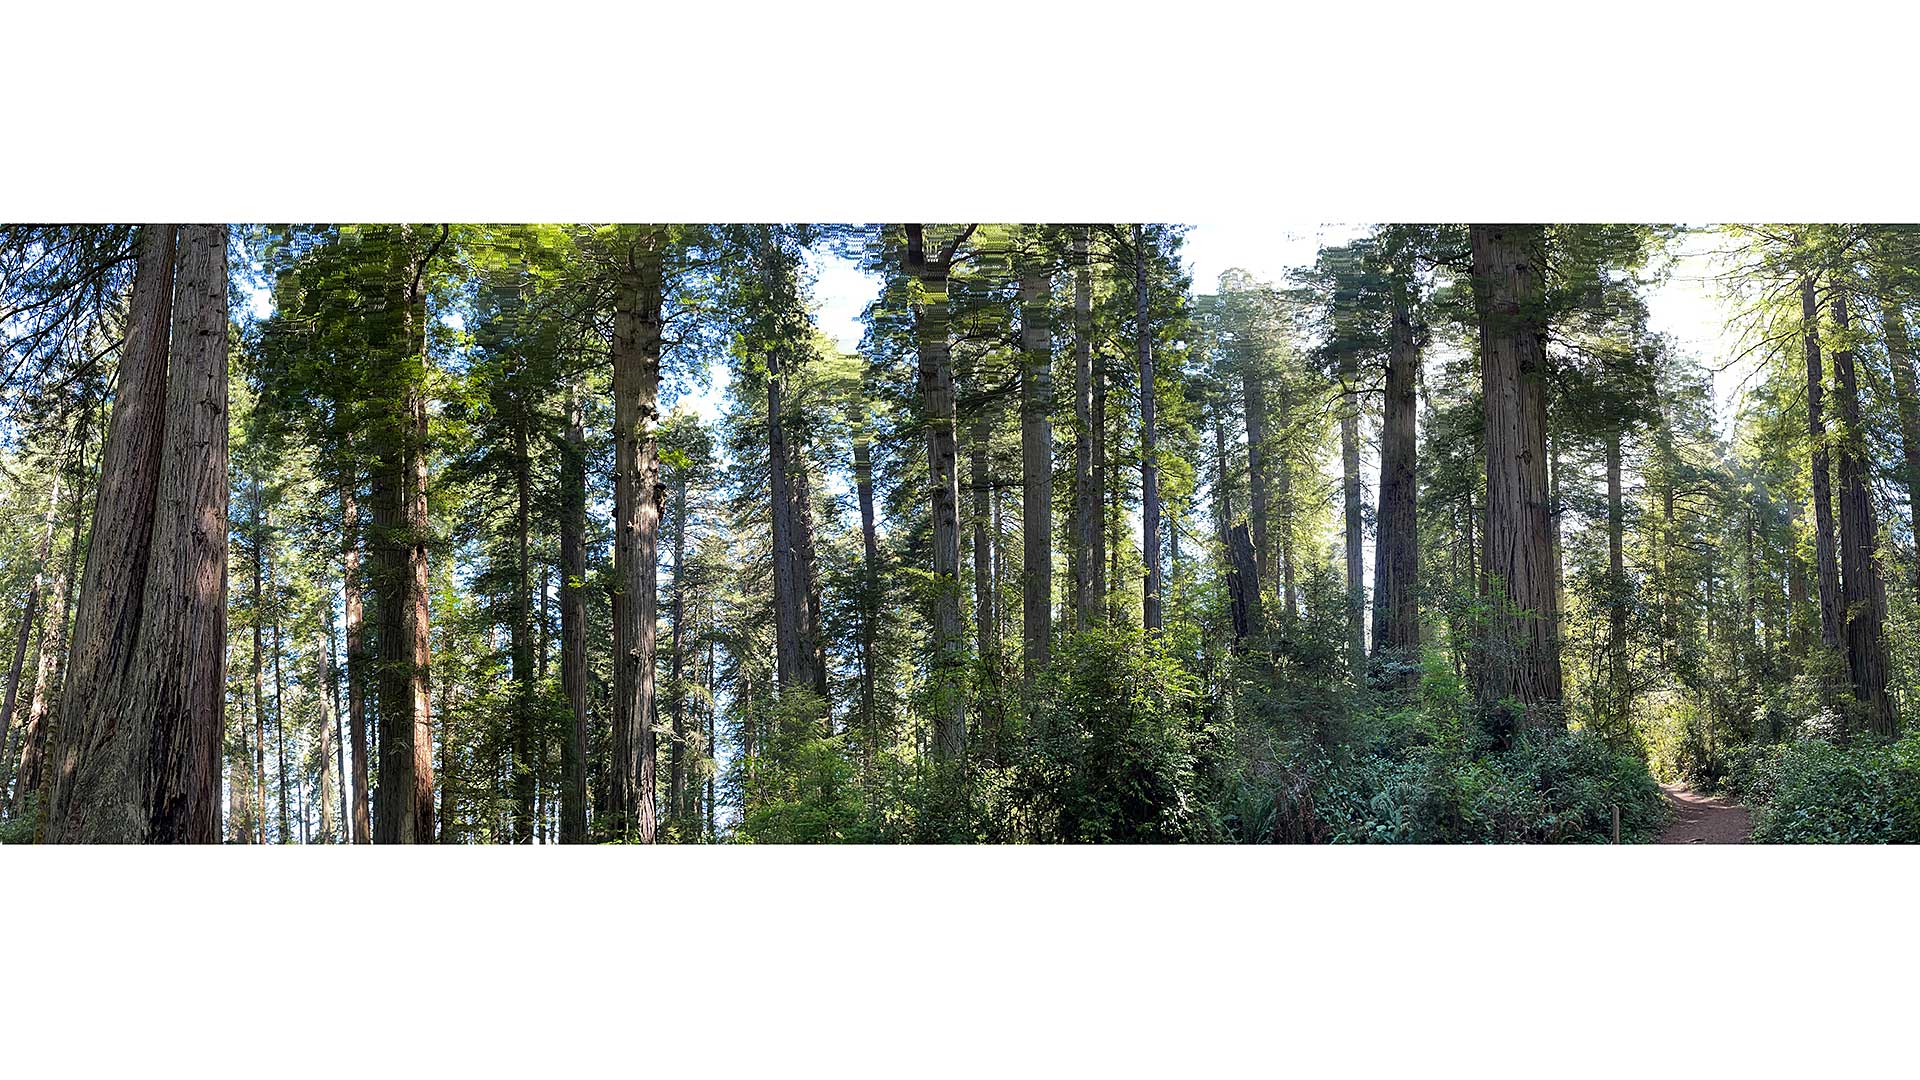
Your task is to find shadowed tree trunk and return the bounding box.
[1338,338,1364,674]
[1831,289,1896,736]
[1468,223,1562,718]
[44,223,229,843]
[1370,253,1421,675]
[339,459,371,843]
[1241,343,1271,619]
[971,411,996,673]
[559,384,589,842]
[854,414,881,761]
[1070,226,1097,630]
[1019,245,1053,671]
[668,466,689,822]
[1135,225,1164,633]
[371,224,440,845]
[610,227,663,842]
[510,411,535,843]
[905,223,972,762]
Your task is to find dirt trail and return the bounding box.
[1656,782,1752,844]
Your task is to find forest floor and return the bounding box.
[1655,783,1752,844]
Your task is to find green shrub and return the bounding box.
[1008,629,1210,843]
[1741,735,1920,843]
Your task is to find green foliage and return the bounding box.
[1731,735,1920,843]
[1006,629,1209,843]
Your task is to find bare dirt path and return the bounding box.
[1656,782,1752,844]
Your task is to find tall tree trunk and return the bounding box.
[559,384,589,842]
[1241,355,1271,604]
[1831,289,1897,736]
[510,416,535,843]
[1226,523,1258,650]
[251,482,269,842]
[273,579,289,843]
[610,228,663,842]
[0,439,69,780]
[372,224,437,845]
[339,460,371,843]
[1880,296,1920,602]
[1135,225,1164,634]
[1092,327,1110,625]
[668,471,689,823]
[1070,226,1096,630]
[1019,250,1053,671]
[1338,345,1364,673]
[45,223,228,843]
[854,417,881,763]
[14,419,85,814]
[314,625,339,843]
[1370,258,1421,672]
[971,412,996,670]
[1801,276,1845,673]
[1468,223,1562,717]
[905,224,968,762]
[40,223,175,839]
[1605,432,1629,729]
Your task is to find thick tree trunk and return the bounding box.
[1019,255,1053,670]
[1370,260,1421,672]
[40,224,175,838]
[610,229,663,842]
[767,317,804,694]
[1135,225,1164,633]
[905,224,968,762]
[1070,226,1097,630]
[45,223,228,843]
[371,225,437,845]
[1468,224,1562,717]
[1831,290,1897,736]
[340,460,371,843]
[560,384,589,843]
[1801,277,1845,668]
[1226,523,1258,650]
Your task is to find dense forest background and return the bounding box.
[2,222,1917,844]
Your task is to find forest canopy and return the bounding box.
[3,221,1918,844]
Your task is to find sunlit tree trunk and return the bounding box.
[854,417,881,761]
[1339,340,1364,673]
[610,227,663,842]
[338,456,371,843]
[1135,225,1164,634]
[45,223,229,843]
[1800,276,1845,681]
[1070,226,1097,630]
[904,223,969,762]
[1468,223,1562,718]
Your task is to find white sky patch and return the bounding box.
[806,246,883,354]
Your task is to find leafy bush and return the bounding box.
[1735,735,1920,843]
[1007,629,1210,843]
